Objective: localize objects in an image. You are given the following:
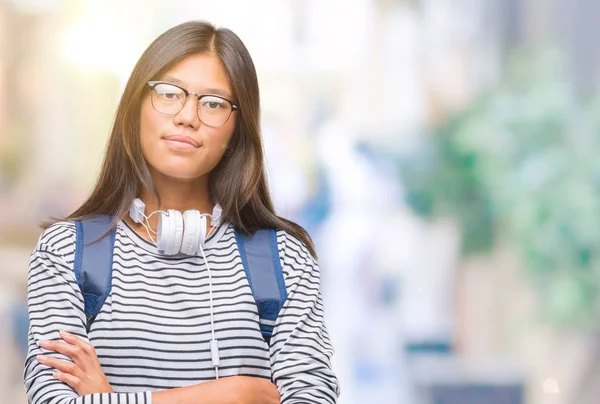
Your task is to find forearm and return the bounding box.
[152,380,230,404]
[152,376,280,404]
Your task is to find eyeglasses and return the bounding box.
[147,81,239,128]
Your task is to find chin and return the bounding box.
[151,164,206,182]
[165,170,205,181]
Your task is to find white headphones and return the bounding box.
[128,198,222,255]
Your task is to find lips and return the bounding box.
[163,135,200,147]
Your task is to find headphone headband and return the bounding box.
[129,198,221,255]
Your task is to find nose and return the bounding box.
[173,94,201,129]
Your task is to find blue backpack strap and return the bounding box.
[234,228,287,343]
[74,215,116,331]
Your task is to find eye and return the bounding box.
[154,83,184,101]
[200,95,228,110]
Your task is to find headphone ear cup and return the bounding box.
[157,210,183,255]
[170,210,184,255]
[156,212,169,254]
[181,210,201,255]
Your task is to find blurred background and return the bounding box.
[2,0,600,403]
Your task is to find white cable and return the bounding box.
[136,210,167,241]
[199,241,219,379]
[139,220,157,244]
[205,224,218,240]
[145,210,167,235]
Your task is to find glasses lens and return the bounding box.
[198,95,233,127]
[151,83,185,114]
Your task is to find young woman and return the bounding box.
[24,21,340,404]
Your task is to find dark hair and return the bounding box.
[45,20,316,257]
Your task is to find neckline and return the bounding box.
[118,219,230,256]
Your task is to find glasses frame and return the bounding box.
[147,81,240,128]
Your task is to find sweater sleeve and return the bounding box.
[270,231,341,404]
[24,222,152,404]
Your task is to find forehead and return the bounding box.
[160,53,232,98]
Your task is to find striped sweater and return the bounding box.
[24,220,340,403]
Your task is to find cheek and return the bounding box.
[208,124,235,155]
[217,115,236,147]
[139,102,162,152]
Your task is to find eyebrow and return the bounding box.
[160,75,233,99]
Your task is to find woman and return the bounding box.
[24,21,340,404]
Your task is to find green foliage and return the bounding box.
[0,121,28,191]
[400,51,600,329]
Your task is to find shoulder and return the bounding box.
[276,229,316,264]
[29,221,78,281]
[275,229,320,288]
[35,221,76,258]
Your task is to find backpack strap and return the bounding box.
[234,228,287,344]
[74,215,116,331]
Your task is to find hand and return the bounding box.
[219,376,280,404]
[37,330,113,396]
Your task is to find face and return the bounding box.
[139,53,237,182]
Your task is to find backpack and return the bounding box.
[73,215,287,343]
